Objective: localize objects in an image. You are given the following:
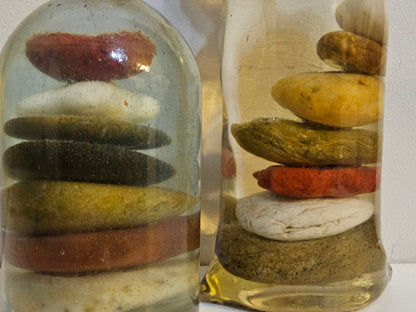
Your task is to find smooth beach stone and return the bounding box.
[231,119,380,167]
[3,141,174,186]
[217,216,386,285]
[317,31,385,76]
[271,73,384,127]
[3,214,200,273]
[26,31,156,81]
[336,0,386,44]
[5,252,199,312]
[2,180,197,235]
[17,81,159,123]
[4,116,171,149]
[253,165,380,198]
[235,191,375,241]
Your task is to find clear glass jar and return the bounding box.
[0,1,201,311]
[201,0,390,311]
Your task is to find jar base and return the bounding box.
[201,257,392,312]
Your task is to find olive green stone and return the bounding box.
[231,118,380,166]
[2,180,197,235]
[4,116,171,149]
[216,215,386,285]
[3,141,174,186]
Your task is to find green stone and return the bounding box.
[3,141,174,186]
[4,116,171,149]
[231,118,380,166]
[2,180,197,235]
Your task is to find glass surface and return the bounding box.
[201,0,391,311]
[0,0,201,311]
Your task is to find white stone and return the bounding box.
[5,252,198,312]
[17,81,159,122]
[236,191,374,241]
[336,0,386,43]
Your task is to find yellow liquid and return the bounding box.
[201,257,391,312]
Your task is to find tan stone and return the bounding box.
[271,73,384,127]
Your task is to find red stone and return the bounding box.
[26,31,156,81]
[253,166,380,198]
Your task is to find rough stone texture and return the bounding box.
[231,119,380,167]
[3,140,174,186]
[4,116,171,149]
[271,72,383,127]
[253,165,380,198]
[25,31,156,81]
[2,180,197,235]
[317,31,385,76]
[3,214,200,273]
[235,191,374,241]
[217,215,386,285]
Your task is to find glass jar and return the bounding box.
[0,0,201,311]
[201,0,390,311]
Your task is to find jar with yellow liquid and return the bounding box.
[201,0,391,311]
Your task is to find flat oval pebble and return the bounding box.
[3,214,200,273]
[336,0,386,44]
[271,73,383,127]
[3,141,174,186]
[4,116,171,149]
[2,180,197,235]
[17,81,159,123]
[253,166,380,198]
[231,119,379,166]
[217,216,385,284]
[5,252,199,312]
[26,31,156,81]
[235,191,374,241]
[317,31,385,76]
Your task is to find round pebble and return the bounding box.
[271,72,383,127]
[4,116,171,149]
[3,140,175,186]
[317,31,385,76]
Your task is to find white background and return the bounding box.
[0,0,415,264]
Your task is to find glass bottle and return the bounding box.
[0,0,201,311]
[201,0,390,311]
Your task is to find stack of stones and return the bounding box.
[2,31,199,311]
[218,0,387,285]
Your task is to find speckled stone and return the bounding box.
[217,216,386,285]
[231,118,380,167]
[317,31,385,76]
[3,141,174,186]
[271,73,383,127]
[4,116,171,149]
[2,180,197,235]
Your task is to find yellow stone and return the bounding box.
[271,72,384,127]
[2,180,197,235]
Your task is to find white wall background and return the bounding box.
[0,0,415,263]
